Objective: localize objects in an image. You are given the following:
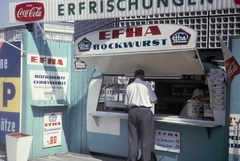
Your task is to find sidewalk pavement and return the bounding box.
[0,151,126,161]
[0,151,6,161]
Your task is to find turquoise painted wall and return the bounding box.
[88,120,229,161]
[22,31,97,158]
[154,123,229,161]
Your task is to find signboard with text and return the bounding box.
[229,114,240,160]
[0,42,21,144]
[74,24,197,57]
[43,112,62,148]
[9,0,240,23]
[27,54,69,101]
[0,112,20,143]
[29,70,69,101]
[155,129,180,153]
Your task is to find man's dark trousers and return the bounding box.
[127,107,154,161]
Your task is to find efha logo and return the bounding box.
[78,38,91,52]
[170,28,191,45]
[74,59,88,70]
[15,2,45,22]
[235,0,240,4]
[49,114,57,122]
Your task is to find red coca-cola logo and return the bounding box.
[235,0,240,4]
[15,2,45,22]
[226,57,240,83]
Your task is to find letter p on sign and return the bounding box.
[3,82,16,107]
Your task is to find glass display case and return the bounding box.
[103,84,126,110]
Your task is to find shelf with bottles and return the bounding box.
[171,85,198,96]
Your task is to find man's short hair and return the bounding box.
[134,69,145,76]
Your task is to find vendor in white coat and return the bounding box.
[180,84,209,117]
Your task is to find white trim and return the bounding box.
[89,111,222,128]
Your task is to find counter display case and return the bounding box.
[103,84,125,110]
[93,74,225,130]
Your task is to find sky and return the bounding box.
[0,0,30,29]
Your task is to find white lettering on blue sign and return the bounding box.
[172,32,189,43]
[0,117,16,132]
[0,59,8,69]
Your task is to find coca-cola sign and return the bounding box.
[225,57,240,83]
[235,0,240,4]
[15,2,45,22]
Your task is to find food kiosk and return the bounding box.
[74,24,227,161]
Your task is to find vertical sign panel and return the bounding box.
[229,114,240,160]
[43,112,62,148]
[155,129,180,153]
[0,42,21,144]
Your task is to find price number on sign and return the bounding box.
[49,136,57,144]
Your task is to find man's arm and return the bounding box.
[151,99,158,104]
[148,86,158,104]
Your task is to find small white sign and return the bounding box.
[29,70,69,101]
[155,129,180,153]
[43,112,62,148]
[74,59,88,71]
[229,114,240,155]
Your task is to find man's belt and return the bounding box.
[131,106,151,108]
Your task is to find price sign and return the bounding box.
[229,114,240,160]
[155,129,180,153]
[43,112,62,148]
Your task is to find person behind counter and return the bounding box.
[124,69,157,161]
[180,84,209,117]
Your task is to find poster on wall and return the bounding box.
[229,114,240,160]
[0,41,21,144]
[29,70,69,101]
[155,129,180,153]
[43,112,62,148]
[208,69,225,110]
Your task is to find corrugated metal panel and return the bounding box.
[74,19,116,38]
[117,8,240,49]
[9,0,240,23]
[0,27,24,41]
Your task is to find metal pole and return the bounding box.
[0,38,26,54]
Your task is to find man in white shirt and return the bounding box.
[124,69,157,161]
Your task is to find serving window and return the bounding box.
[97,75,156,113]
[96,74,215,120]
[90,71,226,130]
